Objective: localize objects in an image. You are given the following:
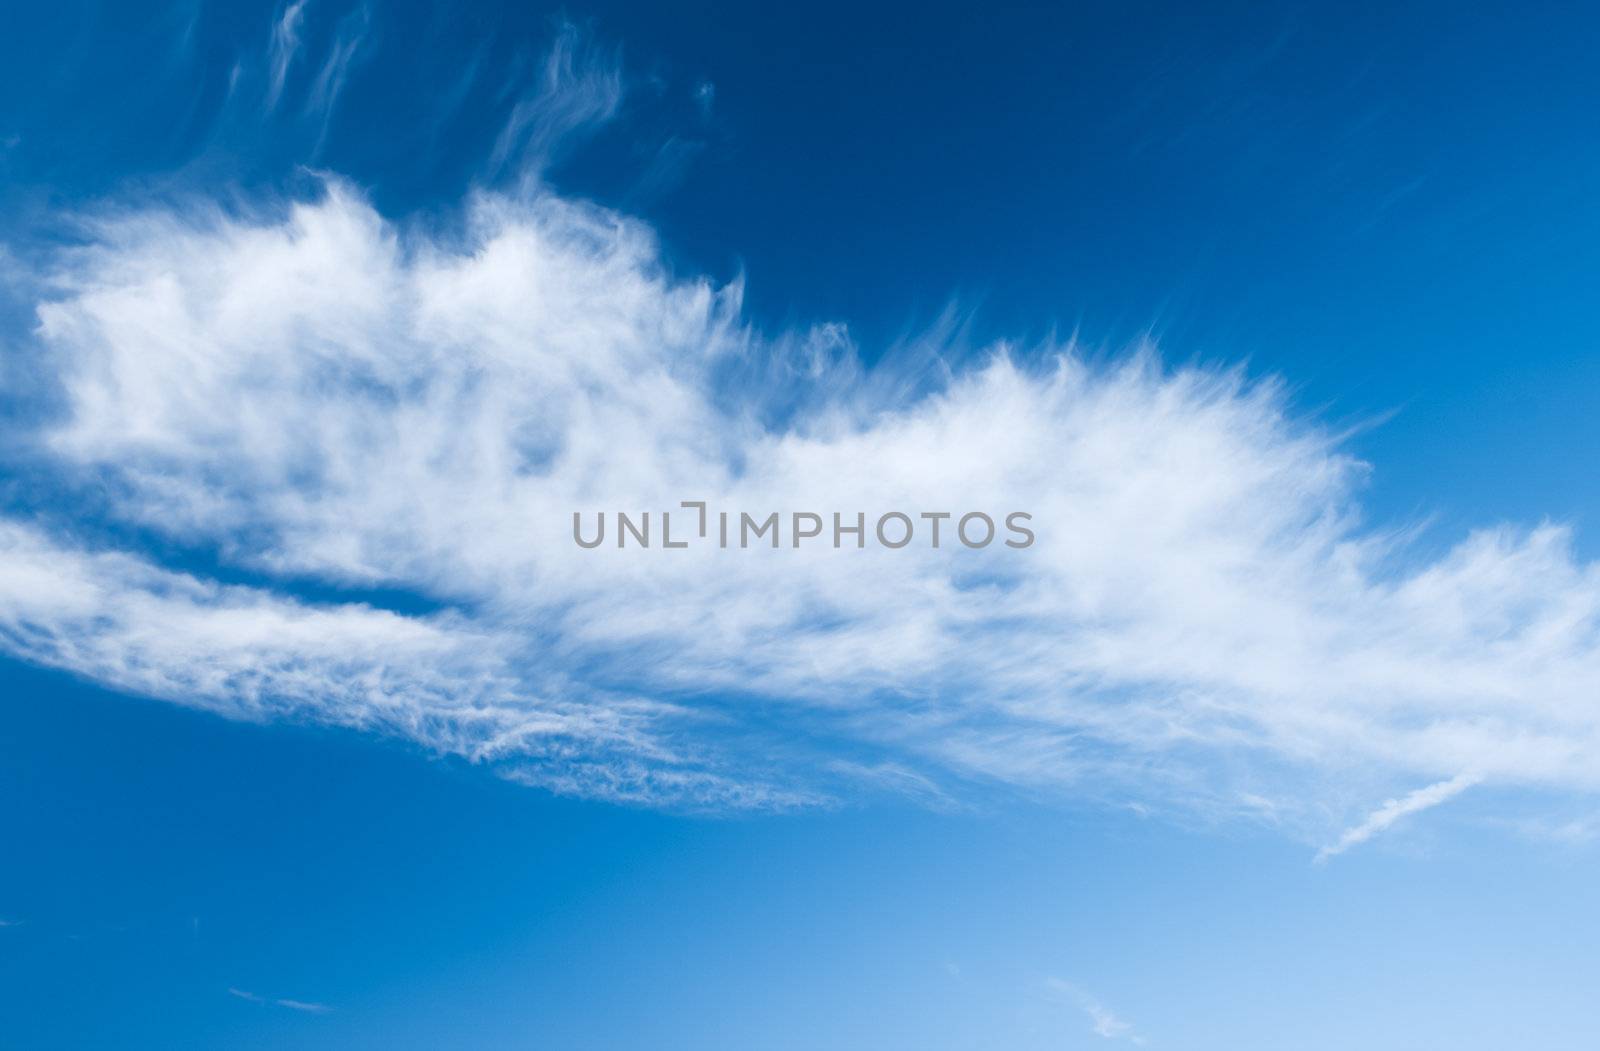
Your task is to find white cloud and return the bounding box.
[489,22,625,178]
[0,517,784,809]
[229,988,331,1013]
[266,1,309,110]
[1044,979,1142,1042]
[3,178,1600,840]
[1315,772,1480,862]
[304,5,369,152]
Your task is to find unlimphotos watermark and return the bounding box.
[573,502,1034,550]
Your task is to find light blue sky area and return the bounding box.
[4,662,1597,1049]
[2,2,1598,1047]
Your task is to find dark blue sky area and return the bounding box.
[3,1,1597,546]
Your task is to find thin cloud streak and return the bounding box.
[1315,772,1481,863]
[488,21,624,179]
[1045,979,1143,1043]
[265,0,309,110]
[229,988,332,1013]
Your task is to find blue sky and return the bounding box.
[2,1,1599,1047]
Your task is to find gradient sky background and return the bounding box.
[2,1,1599,1047]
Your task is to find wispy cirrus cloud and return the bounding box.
[265,0,310,111]
[304,4,370,152]
[488,21,624,178]
[1,169,1598,843]
[229,987,332,1013]
[1044,979,1143,1043]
